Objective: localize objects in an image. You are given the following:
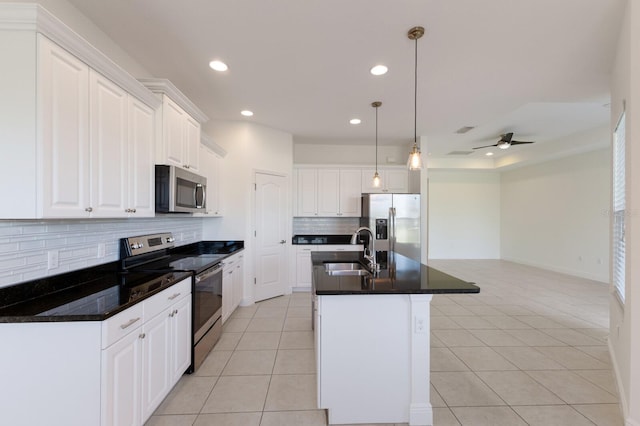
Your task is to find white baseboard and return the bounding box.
[501,256,608,283]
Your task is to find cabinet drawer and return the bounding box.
[102,303,144,349]
[143,278,191,320]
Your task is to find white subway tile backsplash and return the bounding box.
[0,217,204,288]
[292,217,360,235]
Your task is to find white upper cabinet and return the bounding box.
[297,169,319,216]
[0,5,161,219]
[158,95,200,172]
[196,143,224,217]
[38,35,91,218]
[89,70,129,218]
[361,167,409,193]
[317,169,340,216]
[338,169,362,216]
[295,168,362,217]
[139,79,209,173]
[128,97,156,217]
[185,116,201,172]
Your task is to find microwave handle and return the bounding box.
[195,183,205,208]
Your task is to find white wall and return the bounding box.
[201,121,293,304]
[427,170,501,259]
[609,1,640,423]
[500,148,610,282]
[294,143,409,166]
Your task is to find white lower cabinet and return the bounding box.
[102,325,144,426]
[294,245,363,290]
[222,252,244,322]
[102,278,191,425]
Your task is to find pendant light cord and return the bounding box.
[414,36,418,146]
[375,105,379,173]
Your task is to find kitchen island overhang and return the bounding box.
[311,250,479,426]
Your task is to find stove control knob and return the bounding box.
[166,237,175,243]
[130,243,140,250]
[138,243,144,248]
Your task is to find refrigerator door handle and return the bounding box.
[389,207,396,253]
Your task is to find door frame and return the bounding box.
[251,169,291,303]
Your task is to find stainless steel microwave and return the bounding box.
[155,165,207,213]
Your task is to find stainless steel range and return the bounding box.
[120,233,224,372]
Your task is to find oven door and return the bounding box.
[194,263,223,343]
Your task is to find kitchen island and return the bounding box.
[312,250,479,426]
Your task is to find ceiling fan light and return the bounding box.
[498,142,510,149]
[408,143,423,170]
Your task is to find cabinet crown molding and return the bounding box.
[139,78,209,124]
[201,133,227,157]
[0,3,160,109]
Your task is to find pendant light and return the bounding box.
[372,101,382,188]
[407,26,424,170]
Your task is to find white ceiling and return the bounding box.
[66,0,625,164]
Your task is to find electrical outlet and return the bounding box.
[97,243,106,258]
[47,250,59,270]
[414,315,428,334]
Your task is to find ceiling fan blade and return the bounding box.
[472,143,499,150]
[510,141,535,145]
[500,132,514,143]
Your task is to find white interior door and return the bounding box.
[254,172,288,302]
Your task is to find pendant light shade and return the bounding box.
[407,26,424,171]
[372,101,382,188]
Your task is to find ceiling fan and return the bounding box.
[473,132,535,150]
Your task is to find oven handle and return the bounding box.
[195,263,223,283]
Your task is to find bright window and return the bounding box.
[613,111,626,304]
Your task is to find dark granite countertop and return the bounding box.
[292,235,353,245]
[0,240,244,323]
[312,251,480,295]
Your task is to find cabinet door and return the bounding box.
[222,268,234,323]
[184,116,200,171]
[128,97,155,216]
[296,247,314,288]
[297,169,318,216]
[141,312,171,420]
[338,169,362,216]
[170,296,192,384]
[232,255,244,310]
[361,169,384,194]
[89,70,129,217]
[385,168,409,193]
[163,96,185,167]
[101,328,143,426]
[199,145,222,216]
[38,35,91,217]
[317,169,340,216]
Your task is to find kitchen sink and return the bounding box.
[324,262,370,276]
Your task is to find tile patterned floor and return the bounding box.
[146,260,623,426]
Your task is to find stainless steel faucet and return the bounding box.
[350,227,379,271]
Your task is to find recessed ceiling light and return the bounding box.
[209,60,228,71]
[370,65,388,76]
[485,152,494,156]
[241,110,253,117]
[350,118,361,125]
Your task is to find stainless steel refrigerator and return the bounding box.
[361,193,421,262]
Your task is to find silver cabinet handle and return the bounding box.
[120,317,141,329]
[279,240,286,244]
[85,207,93,212]
[139,333,146,339]
[168,293,181,300]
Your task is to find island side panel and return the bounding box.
[410,294,433,425]
[318,294,414,424]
